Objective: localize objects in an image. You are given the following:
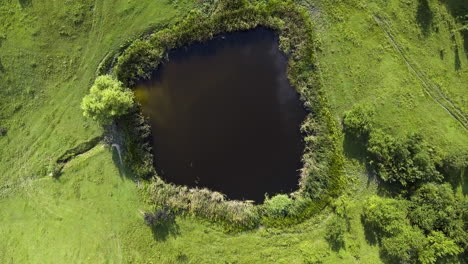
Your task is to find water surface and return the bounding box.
[135,28,306,202]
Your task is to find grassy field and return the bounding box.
[0,0,466,263]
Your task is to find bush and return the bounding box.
[263,194,294,218]
[342,103,375,139]
[409,183,467,245]
[367,131,442,186]
[81,75,135,125]
[0,127,6,136]
[144,206,175,227]
[362,196,408,236]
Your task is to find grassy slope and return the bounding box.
[313,0,467,152]
[0,0,466,263]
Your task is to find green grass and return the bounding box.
[0,0,466,262]
[312,0,468,151]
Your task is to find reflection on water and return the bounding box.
[135,28,307,203]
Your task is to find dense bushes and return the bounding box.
[343,103,443,186]
[363,192,465,263]
[146,179,260,230]
[343,103,375,139]
[368,131,442,185]
[345,103,467,261]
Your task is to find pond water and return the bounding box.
[134,28,307,203]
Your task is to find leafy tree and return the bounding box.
[419,231,463,264]
[342,103,375,139]
[81,75,135,124]
[367,131,442,186]
[362,196,408,236]
[409,183,467,246]
[381,224,426,263]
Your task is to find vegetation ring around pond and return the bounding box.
[108,0,346,230]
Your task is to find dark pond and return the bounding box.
[135,28,307,203]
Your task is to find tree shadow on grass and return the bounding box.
[343,133,378,188]
[360,215,381,246]
[343,134,367,162]
[150,220,181,242]
[417,0,433,37]
[463,30,468,57]
[454,47,462,70]
[19,0,32,8]
[111,146,130,179]
[327,237,345,252]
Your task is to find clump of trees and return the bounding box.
[343,103,442,186]
[81,75,135,124]
[362,188,465,264]
[343,104,467,262]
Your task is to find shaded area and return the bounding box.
[463,30,468,57]
[454,47,461,70]
[18,0,32,8]
[150,220,180,241]
[442,0,468,18]
[135,28,306,202]
[416,0,433,36]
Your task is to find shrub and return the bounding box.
[362,196,408,236]
[81,75,135,125]
[0,127,6,136]
[367,131,442,186]
[408,183,467,245]
[144,206,175,227]
[263,194,294,218]
[342,103,375,139]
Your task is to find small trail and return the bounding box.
[373,15,468,130]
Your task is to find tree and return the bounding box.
[419,231,463,264]
[409,183,467,245]
[381,225,426,263]
[367,130,442,186]
[342,103,375,139]
[362,196,408,236]
[81,75,135,124]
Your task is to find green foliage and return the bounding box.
[343,103,375,139]
[408,183,467,246]
[263,194,294,218]
[362,196,408,236]
[381,224,426,263]
[81,75,135,125]
[363,188,466,263]
[367,130,442,186]
[419,231,463,264]
[114,41,165,86]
